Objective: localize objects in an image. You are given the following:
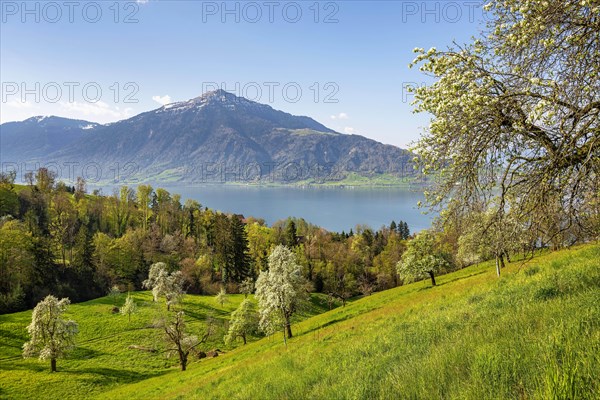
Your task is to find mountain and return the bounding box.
[0,90,414,184]
[0,116,99,162]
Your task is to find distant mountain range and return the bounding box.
[0,90,415,184]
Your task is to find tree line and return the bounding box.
[0,168,415,314]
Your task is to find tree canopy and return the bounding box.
[143,262,185,310]
[224,298,258,345]
[410,0,599,244]
[255,245,309,340]
[22,295,78,372]
[397,231,448,286]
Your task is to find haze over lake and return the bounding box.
[162,185,433,233]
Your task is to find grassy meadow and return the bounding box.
[1,244,599,399]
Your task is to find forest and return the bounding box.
[2,159,597,316]
[0,168,414,314]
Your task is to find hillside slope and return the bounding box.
[0,292,336,399]
[1,245,598,399]
[102,245,600,399]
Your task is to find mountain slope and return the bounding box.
[0,116,98,162]
[0,90,414,184]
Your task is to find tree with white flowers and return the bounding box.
[22,295,79,372]
[120,293,137,322]
[397,230,448,287]
[143,262,185,310]
[239,277,255,298]
[255,245,309,342]
[214,287,229,308]
[224,298,258,346]
[410,0,599,243]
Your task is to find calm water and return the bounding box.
[163,185,433,233]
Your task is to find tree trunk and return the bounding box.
[428,271,436,286]
[285,316,293,339]
[180,353,187,371]
[495,255,501,277]
[51,358,57,372]
[242,333,247,345]
[499,254,506,269]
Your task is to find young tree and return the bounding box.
[74,176,87,201]
[23,295,79,372]
[457,208,522,276]
[224,299,258,345]
[255,245,309,341]
[49,192,77,267]
[397,231,448,286]
[160,311,212,371]
[215,287,229,308]
[108,285,121,305]
[323,261,356,307]
[143,262,185,310]
[120,294,137,322]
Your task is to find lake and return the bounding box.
[162,185,433,233]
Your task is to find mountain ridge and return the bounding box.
[0,90,414,184]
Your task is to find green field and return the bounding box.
[1,245,599,399]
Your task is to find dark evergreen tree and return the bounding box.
[285,219,298,247]
[397,221,410,240]
[230,215,251,283]
[213,213,233,283]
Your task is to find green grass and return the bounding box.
[286,128,336,136]
[2,245,599,399]
[295,172,422,187]
[0,291,335,399]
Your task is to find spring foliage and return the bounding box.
[224,299,258,345]
[255,245,309,339]
[22,295,78,371]
[410,0,599,239]
[397,231,448,286]
[143,262,185,310]
[120,294,137,321]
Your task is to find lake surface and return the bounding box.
[163,185,433,233]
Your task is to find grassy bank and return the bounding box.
[1,244,599,399]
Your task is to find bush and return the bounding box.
[534,285,560,301]
[524,266,540,277]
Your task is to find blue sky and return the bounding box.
[1,1,488,148]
